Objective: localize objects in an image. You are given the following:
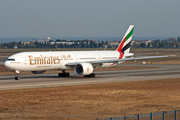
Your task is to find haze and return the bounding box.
[0,0,179,38]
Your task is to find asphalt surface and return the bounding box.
[0,64,180,90]
[0,55,8,65]
[0,60,5,65]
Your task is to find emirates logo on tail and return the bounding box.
[116,25,134,59]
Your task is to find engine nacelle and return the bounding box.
[31,71,46,74]
[74,63,93,75]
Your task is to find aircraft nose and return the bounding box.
[4,61,9,68]
[4,58,16,70]
[4,61,12,70]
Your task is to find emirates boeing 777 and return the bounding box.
[4,25,168,80]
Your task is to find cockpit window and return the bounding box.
[7,59,15,61]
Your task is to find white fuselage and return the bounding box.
[4,50,132,72]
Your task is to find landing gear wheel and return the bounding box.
[92,73,95,77]
[58,71,70,77]
[58,73,62,77]
[15,76,19,80]
[84,73,95,77]
[14,70,20,80]
[66,72,70,77]
[84,75,88,77]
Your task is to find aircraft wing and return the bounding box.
[125,52,159,58]
[66,55,171,66]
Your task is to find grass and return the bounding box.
[1,78,180,119]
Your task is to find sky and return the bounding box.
[0,0,180,38]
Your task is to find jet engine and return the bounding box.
[74,63,93,75]
[31,71,46,74]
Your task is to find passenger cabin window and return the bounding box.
[7,59,15,61]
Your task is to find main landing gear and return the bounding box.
[84,73,95,77]
[58,70,70,77]
[14,70,20,80]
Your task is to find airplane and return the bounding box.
[4,25,169,80]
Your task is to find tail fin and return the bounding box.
[116,25,134,53]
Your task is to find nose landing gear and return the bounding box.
[14,70,20,80]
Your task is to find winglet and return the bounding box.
[116,25,134,53]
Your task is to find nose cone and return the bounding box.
[4,61,9,69]
[4,61,14,70]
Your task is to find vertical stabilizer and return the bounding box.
[116,25,134,53]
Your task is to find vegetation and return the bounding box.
[0,37,180,49]
[0,39,108,49]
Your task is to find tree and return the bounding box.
[140,43,146,48]
[147,42,151,48]
[56,39,61,42]
[178,37,180,42]
[90,41,93,48]
[159,42,166,48]
[152,42,159,48]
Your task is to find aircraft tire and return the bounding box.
[58,73,62,77]
[90,74,93,77]
[15,77,19,80]
[84,73,95,77]
[92,73,95,77]
[66,72,70,77]
[84,75,88,77]
[58,72,70,77]
[63,73,67,77]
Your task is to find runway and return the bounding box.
[0,55,8,65]
[0,60,5,65]
[0,64,180,90]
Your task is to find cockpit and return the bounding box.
[6,58,15,61]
